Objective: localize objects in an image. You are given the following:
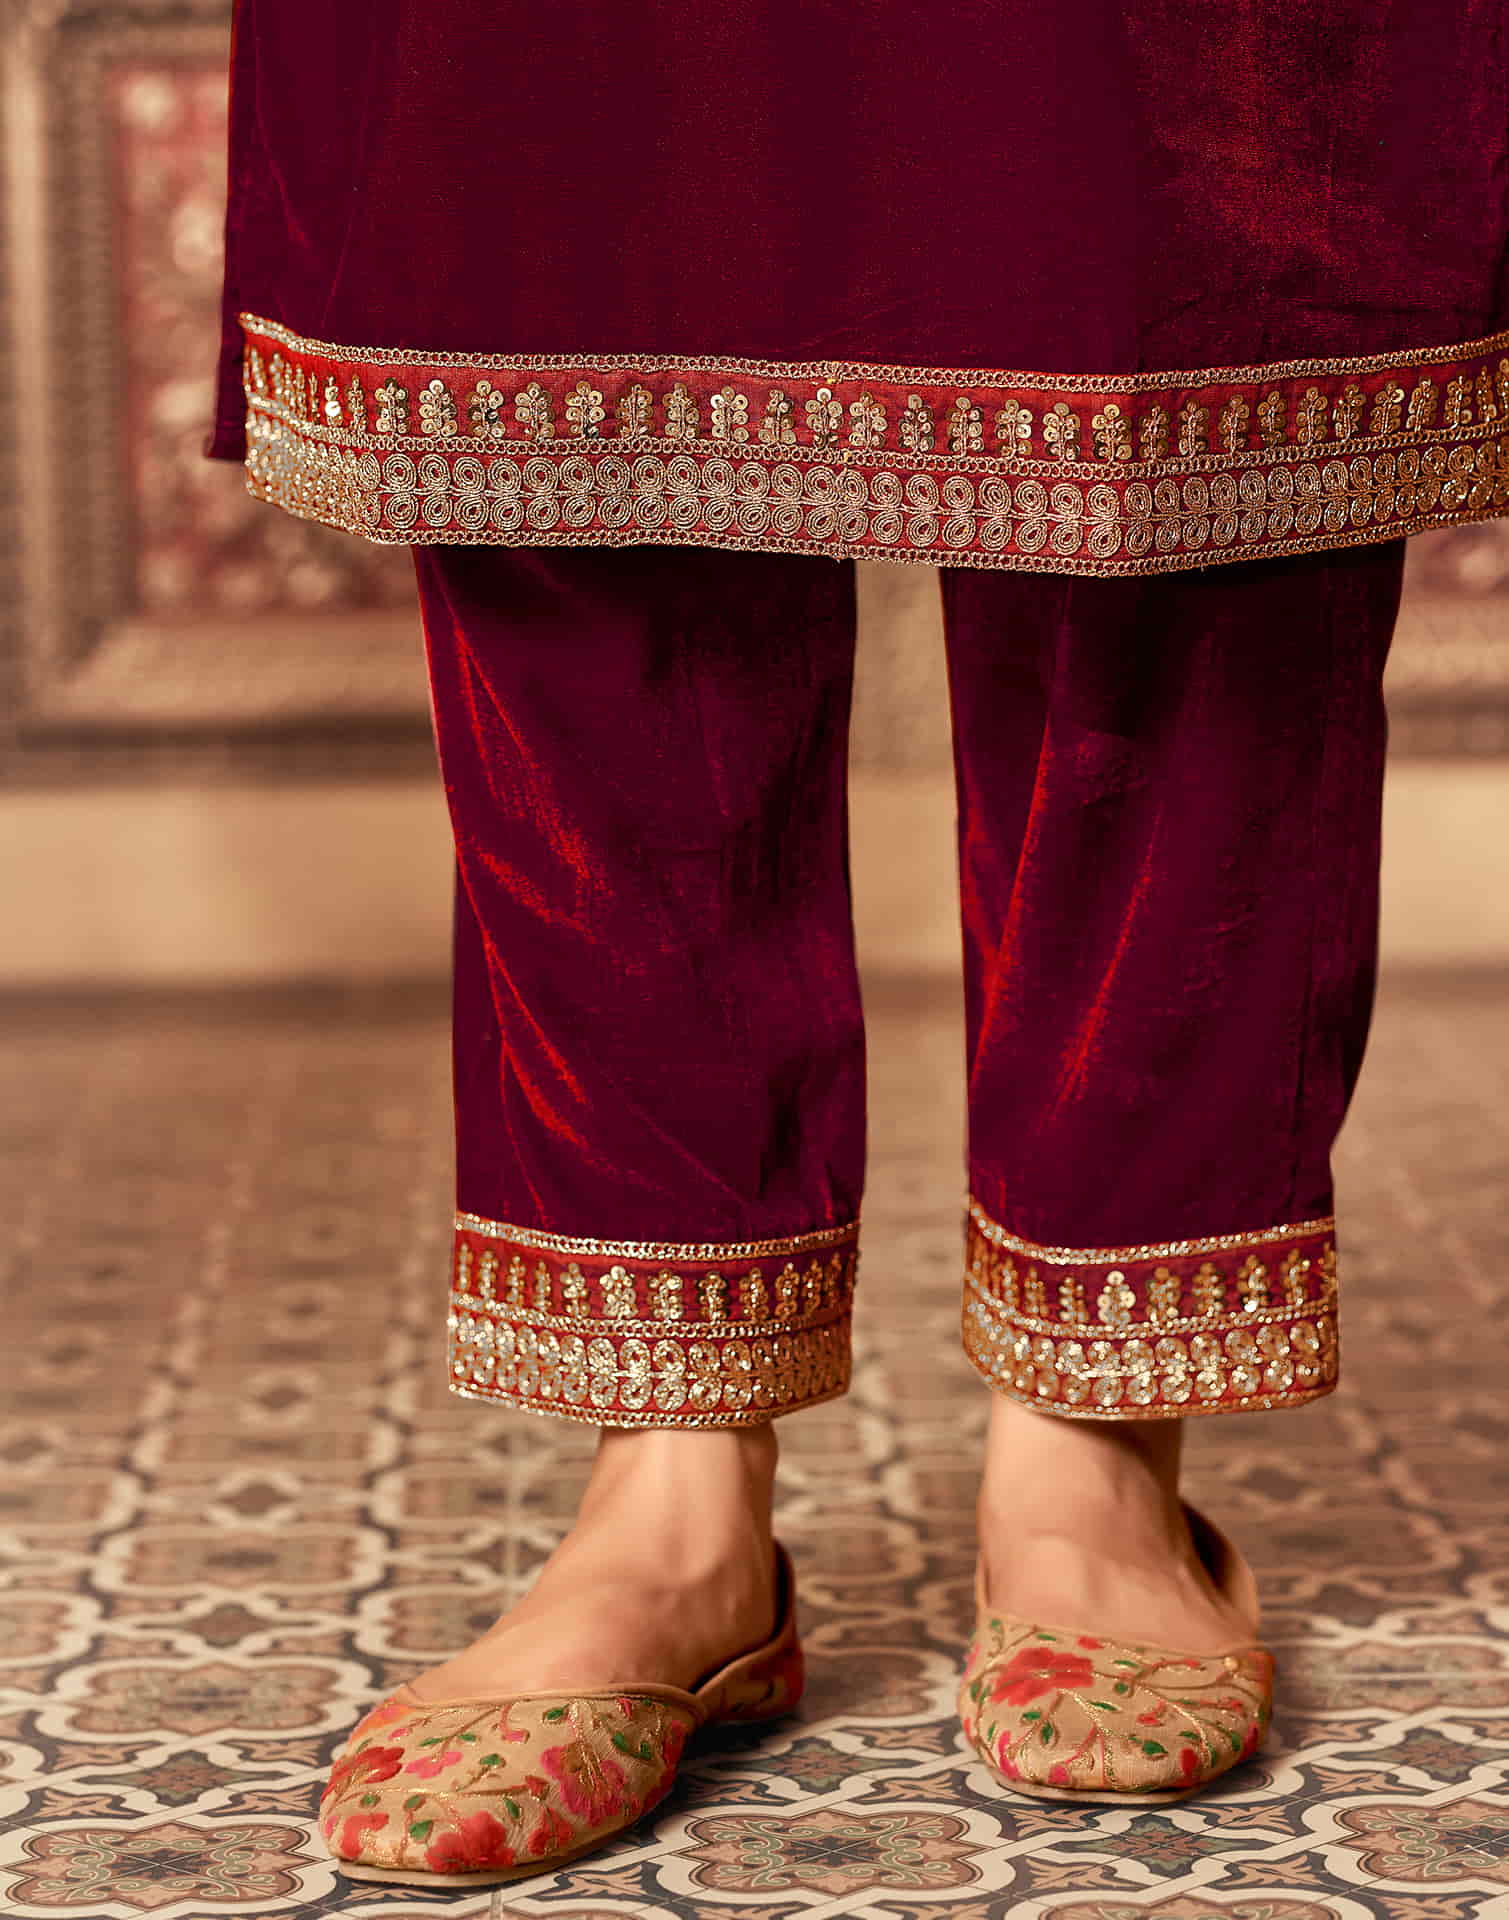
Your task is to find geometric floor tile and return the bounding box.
[1,969,1506,1920]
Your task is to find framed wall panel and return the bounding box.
[0,0,430,785]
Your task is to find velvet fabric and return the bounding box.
[206,1,1509,468]
[416,536,1407,1424]
[942,546,1403,1249]
[423,542,866,1247]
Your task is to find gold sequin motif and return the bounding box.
[238,314,1509,574]
[448,1210,859,1429]
[961,1195,1339,1419]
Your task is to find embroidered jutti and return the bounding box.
[202,5,1488,1427]
[204,0,1509,572]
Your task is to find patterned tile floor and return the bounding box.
[1,969,1506,1920]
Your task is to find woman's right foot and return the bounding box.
[405,1422,783,1702]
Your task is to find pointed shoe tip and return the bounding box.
[320,1688,698,1882]
[957,1616,1272,1802]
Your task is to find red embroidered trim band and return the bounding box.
[238,311,1509,574]
[961,1196,1338,1418]
[447,1211,858,1428]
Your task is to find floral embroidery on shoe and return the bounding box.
[522,1796,574,1859]
[320,1743,404,1803]
[961,1619,1273,1798]
[333,1810,389,1857]
[987,1644,1098,1706]
[407,1747,465,1779]
[346,1696,413,1743]
[424,1808,517,1875]
[320,1690,701,1879]
[538,1733,629,1824]
[320,1541,802,1881]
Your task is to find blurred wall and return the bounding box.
[2,4,1507,986]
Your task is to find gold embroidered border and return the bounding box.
[237,311,1509,573]
[454,1210,858,1261]
[960,1195,1339,1419]
[447,1211,858,1427]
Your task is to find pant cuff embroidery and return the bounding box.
[961,1195,1339,1419]
[447,1211,859,1428]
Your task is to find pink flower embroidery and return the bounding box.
[539,1738,628,1826]
[988,1645,1097,1707]
[332,1810,389,1859]
[424,1809,516,1874]
[347,1697,413,1743]
[321,1743,405,1805]
[403,1745,464,1779]
[526,1801,575,1857]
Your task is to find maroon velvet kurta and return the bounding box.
[205,1,1509,572]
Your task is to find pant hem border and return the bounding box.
[447,1210,859,1425]
[960,1193,1339,1418]
[447,1372,852,1429]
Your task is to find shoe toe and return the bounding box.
[960,1625,1273,1798]
[319,1689,697,1878]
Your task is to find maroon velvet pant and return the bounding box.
[415,538,1407,1428]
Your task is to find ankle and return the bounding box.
[589,1421,779,1492]
[978,1394,1187,1535]
[571,1423,779,1564]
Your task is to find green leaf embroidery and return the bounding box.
[1022,1709,1042,1721]
[1141,1740,1167,1757]
[418,1736,444,1747]
[503,1796,521,1820]
[1113,1681,1131,1694]
[408,1820,433,1841]
[1039,1722,1055,1745]
[479,1754,501,1767]
[542,1706,567,1722]
[359,1792,378,1807]
[1087,1700,1116,1711]
[403,1793,423,1810]
[458,1731,479,1743]
[611,1732,652,1759]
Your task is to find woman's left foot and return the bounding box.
[961,1396,1273,1801]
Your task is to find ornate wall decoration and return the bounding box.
[111,61,412,621]
[0,0,427,784]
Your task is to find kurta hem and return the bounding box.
[232,311,1509,573]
